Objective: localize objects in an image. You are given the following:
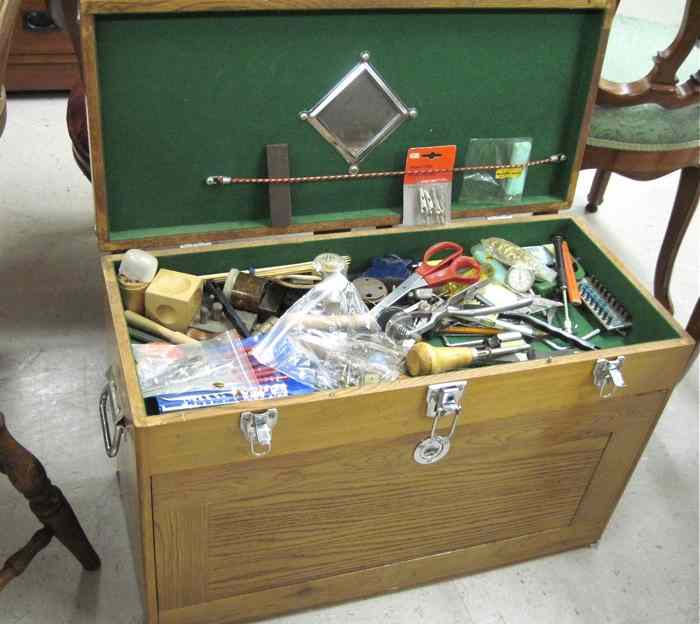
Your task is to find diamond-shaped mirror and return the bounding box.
[300,52,417,168]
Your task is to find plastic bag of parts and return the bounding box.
[132,330,256,398]
[252,272,405,390]
[460,137,532,204]
[153,334,314,413]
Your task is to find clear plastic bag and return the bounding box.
[405,182,451,226]
[460,137,532,204]
[132,330,255,398]
[252,272,405,390]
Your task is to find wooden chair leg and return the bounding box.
[0,412,101,584]
[654,167,700,314]
[0,528,53,590]
[586,169,612,213]
[685,298,700,373]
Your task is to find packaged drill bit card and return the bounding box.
[402,145,456,226]
[460,137,532,204]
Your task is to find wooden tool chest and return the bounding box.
[83,2,695,623]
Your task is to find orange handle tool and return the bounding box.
[437,326,501,336]
[562,241,581,305]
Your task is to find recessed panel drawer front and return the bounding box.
[151,391,667,614]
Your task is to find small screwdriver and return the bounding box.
[406,342,532,376]
[552,235,572,333]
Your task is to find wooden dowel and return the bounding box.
[124,311,198,345]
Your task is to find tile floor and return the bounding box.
[0,93,697,624]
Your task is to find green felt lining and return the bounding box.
[137,219,678,348]
[95,9,604,244]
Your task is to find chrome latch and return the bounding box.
[414,381,467,465]
[99,367,126,458]
[593,356,626,398]
[240,409,278,457]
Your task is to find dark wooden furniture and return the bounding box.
[686,298,700,370]
[582,0,700,315]
[0,412,100,590]
[1,2,100,587]
[5,0,80,91]
[1,0,22,133]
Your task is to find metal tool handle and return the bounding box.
[552,236,567,289]
[503,312,597,351]
[447,296,534,319]
[99,379,126,458]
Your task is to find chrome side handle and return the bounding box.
[99,369,126,458]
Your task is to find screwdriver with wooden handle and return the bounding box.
[406,342,532,376]
[552,235,573,333]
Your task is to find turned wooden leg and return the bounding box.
[654,167,700,314]
[0,528,53,591]
[0,412,101,588]
[586,169,612,213]
[686,298,700,372]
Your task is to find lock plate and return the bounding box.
[414,436,451,465]
[593,356,626,398]
[240,408,278,457]
[414,381,467,465]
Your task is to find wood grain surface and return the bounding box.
[82,0,611,17]
[151,389,666,615]
[154,434,604,608]
[103,298,159,623]
[81,14,110,244]
[142,343,691,477]
[158,521,603,624]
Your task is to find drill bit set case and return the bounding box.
[84,1,694,623]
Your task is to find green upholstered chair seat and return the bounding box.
[587,14,700,153]
[588,103,700,152]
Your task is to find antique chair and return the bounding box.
[582,0,700,315]
[1,0,101,588]
[0,413,101,589]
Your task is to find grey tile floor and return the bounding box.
[0,94,697,624]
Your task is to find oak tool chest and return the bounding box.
[83,1,695,623]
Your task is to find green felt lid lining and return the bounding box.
[94,8,604,245]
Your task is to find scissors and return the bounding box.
[370,241,481,318]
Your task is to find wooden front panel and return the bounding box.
[152,391,667,618]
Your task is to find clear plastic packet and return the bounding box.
[402,145,456,226]
[132,330,255,398]
[252,272,405,390]
[459,137,532,204]
[407,182,451,226]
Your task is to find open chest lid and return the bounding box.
[81,0,613,252]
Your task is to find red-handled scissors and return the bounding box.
[370,241,481,318]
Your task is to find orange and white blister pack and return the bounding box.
[402,145,457,226]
